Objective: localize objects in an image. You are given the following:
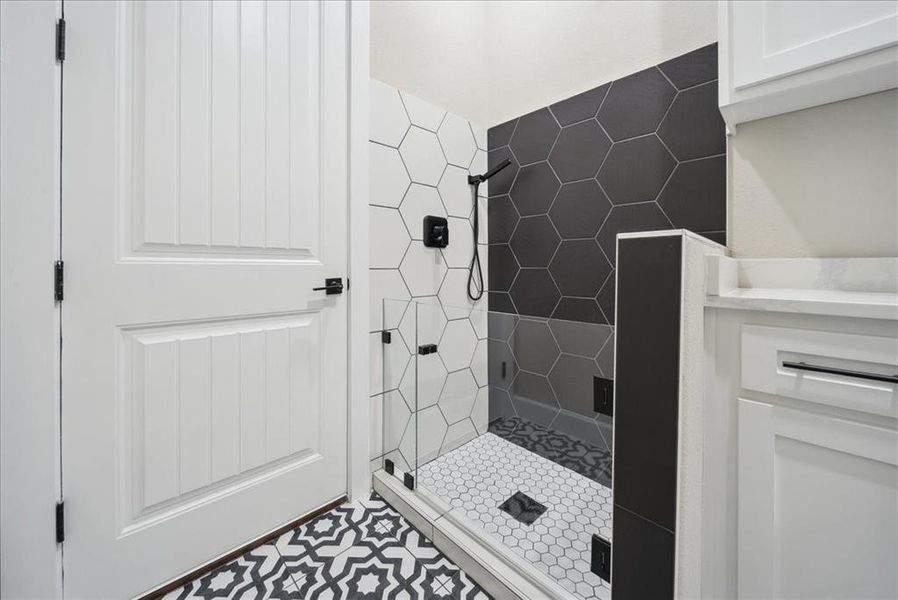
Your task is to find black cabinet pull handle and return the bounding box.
[782,361,898,384]
[313,278,344,295]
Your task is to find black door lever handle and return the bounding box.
[313,277,344,295]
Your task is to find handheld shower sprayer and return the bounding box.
[466,158,512,301]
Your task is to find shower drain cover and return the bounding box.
[498,491,547,525]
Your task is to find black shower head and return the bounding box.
[468,159,512,185]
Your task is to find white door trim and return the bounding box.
[347,0,372,502]
[0,1,64,597]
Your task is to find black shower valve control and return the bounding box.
[423,215,448,248]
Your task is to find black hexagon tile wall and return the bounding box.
[486,43,724,441]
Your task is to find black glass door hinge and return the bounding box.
[55,501,65,544]
[56,18,66,62]
[54,260,64,302]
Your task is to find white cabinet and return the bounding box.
[719,0,898,129]
[736,323,898,599]
[738,399,898,599]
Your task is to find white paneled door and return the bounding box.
[61,1,349,596]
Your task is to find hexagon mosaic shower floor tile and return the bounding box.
[416,433,613,600]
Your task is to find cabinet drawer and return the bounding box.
[741,325,898,418]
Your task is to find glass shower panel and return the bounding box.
[413,299,488,477]
[379,298,415,479]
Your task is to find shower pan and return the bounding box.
[377,297,614,600]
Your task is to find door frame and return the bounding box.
[0,0,370,595]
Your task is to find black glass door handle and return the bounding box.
[313,277,344,295]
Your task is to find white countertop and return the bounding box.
[706,257,898,320]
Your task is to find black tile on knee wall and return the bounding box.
[614,235,681,530]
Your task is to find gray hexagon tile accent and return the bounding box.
[487,339,518,391]
[511,371,558,409]
[416,433,612,600]
[488,386,516,421]
[487,312,518,342]
[553,298,605,325]
[549,354,601,416]
[509,108,560,165]
[548,319,612,358]
[510,216,560,268]
[508,318,559,375]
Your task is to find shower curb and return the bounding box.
[373,470,579,600]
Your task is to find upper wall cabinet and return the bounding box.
[718,0,898,130]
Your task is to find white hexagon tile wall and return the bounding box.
[368,79,489,475]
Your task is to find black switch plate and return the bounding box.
[591,534,611,582]
[594,376,614,417]
[423,215,449,248]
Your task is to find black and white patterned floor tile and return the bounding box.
[163,493,491,600]
[488,416,612,486]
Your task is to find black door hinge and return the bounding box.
[54,260,64,302]
[55,18,66,62]
[55,501,65,544]
[381,330,392,344]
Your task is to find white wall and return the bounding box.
[728,90,898,258]
[371,0,717,127]
[0,1,64,596]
